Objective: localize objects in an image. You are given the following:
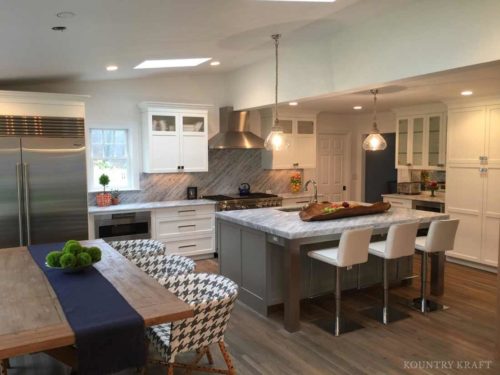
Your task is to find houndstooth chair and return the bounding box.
[109,239,165,262]
[130,254,196,279]
[146,273,239,375]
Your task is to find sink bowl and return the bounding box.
[277,207,303,212]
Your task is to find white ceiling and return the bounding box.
[281,60,500,114]
[0,0,382,82]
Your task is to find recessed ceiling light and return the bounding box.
[210,61,221,66]
[51,26,67,31]
[289,101,298,106]
[461,90,473,96]
[106,65,118,72]
[134,58,212,69]
[353,105,363,110]
[56,11,75,18]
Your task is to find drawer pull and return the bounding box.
[178,209,196,214]
[178,244,196,249]
[295,200,310,204]
[178,224,196,229]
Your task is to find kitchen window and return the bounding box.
[89,128,132,190]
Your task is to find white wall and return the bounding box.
[229,0,500,110]
[1,73,228,190]
[316,111,396,201]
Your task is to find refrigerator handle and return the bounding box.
[23,163,31,246]
[16,163,24,246]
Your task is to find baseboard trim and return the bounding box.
[446,256,497,273]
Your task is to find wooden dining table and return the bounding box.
[0,239,193,372]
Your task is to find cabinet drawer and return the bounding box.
[383,197,412,208]
[155,204,214,219]
[156,216,214,239]
[163,236,214,257]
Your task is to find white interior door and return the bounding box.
[317,134,349,202]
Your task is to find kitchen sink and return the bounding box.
[277,207,303,212]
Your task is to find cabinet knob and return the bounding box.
[479,168,488,173]
[293,163,299,167]
[406,163,412,166]
[437,163,445,167]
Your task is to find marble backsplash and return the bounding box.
[89,149,299,205]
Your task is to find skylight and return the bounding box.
[134,58,212,69]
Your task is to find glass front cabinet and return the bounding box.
[396,113,446,170]
[140,103,209,173]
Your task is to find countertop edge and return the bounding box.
[88,199,216,214]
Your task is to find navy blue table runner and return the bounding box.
[28,243,147,375]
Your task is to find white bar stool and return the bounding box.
[363,221,420,324]
[308,227,373,336]
[410,219,459,313]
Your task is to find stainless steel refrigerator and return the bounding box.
[0,115,88,248]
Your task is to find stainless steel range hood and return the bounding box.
[208,107,265,149]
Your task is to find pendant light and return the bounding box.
[264,34,289,151]
[362,89,387,151]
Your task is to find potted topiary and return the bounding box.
[96,174,112,207]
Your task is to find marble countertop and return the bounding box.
[382,193,445,204]
[216,207,448,240]
[88,199,216,215]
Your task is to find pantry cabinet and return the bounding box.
[261,110,317,170]
[396,112,446,170]
[139,102,209,173]
[446,101,500,268]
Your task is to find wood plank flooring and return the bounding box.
[5,257,498,374]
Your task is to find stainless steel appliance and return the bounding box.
[208,107,265,149]
[0,115,88,248]
[203,193,282,211]
[414,200,445,213]
[94,211,151,241]
[397,182,421,195]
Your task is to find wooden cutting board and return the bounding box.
[299,201,391,222]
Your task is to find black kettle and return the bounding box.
[238,183,251,196]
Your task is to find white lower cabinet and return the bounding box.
[152,204,215,258]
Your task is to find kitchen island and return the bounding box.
[216,206,448,332]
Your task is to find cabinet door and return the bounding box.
[486,105,500,167]
[411,117,425,167]
[294,120,316,168]
[181,134,208,172]
[447,107,486,166]
[396,118,410,167]
[426,115,446,169]
[481,167,500,266]
[150,134,180,173]
[180,114,208,172]
[445,166,483,262]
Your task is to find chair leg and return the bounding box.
[383,259,389,324]
[335,267,341,336]
[218,341,235,375]
[206,347,214,365]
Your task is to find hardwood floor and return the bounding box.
[5,257,498,374]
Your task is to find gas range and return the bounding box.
[203,193,282,211]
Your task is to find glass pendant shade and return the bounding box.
[363,125,387,151]
[264,125,289,151]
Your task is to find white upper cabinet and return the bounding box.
[395,107,446,170]
[140,103,209,173]
[447,106,486,166]
[261,111,317,170]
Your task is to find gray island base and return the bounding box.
[216,207,449,332]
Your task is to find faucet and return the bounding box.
[305,179,318,204]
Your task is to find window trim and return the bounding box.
[86,124,139,192]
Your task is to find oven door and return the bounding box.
[94,211,151,241]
